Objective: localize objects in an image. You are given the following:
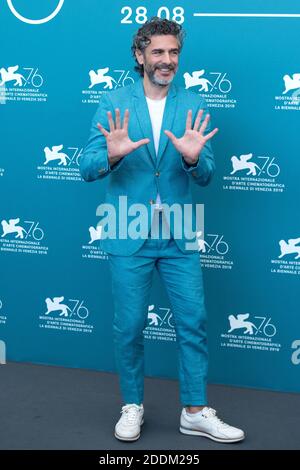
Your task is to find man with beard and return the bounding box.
[80,17,245,444]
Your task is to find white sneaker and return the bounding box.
[114,403,144,441]
[180,406,245,443]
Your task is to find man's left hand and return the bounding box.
[164,109,219,165]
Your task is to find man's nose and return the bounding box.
[162,52,172,63]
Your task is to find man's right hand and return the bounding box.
[97,108,150,166]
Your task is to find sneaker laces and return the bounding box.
[121,404,142,425]
[201,407,230,428]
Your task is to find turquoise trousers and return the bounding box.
[107,210,208,406]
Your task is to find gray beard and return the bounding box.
[146,68,175,87]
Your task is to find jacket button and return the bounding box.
[192,171,197,177]
[155,171,160,177]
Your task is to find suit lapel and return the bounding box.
[132,78,178,168]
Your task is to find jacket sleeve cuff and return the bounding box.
[181,155,200,172]
[181,152,215,186]
[96,151,125,177]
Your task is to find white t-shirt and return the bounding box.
[145,96,166,207]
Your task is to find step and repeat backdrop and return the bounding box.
[0,0,299,394]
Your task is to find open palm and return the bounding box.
[97,108,149,165]
[164,109,218,165]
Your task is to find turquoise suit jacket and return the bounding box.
[80,77,216,256]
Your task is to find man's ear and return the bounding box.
[135,49,144,66]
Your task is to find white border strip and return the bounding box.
[193,13,300,18]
